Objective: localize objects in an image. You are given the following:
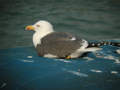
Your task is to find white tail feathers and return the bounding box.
[83,47,102,52]
[70,47,102,58]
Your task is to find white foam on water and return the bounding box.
[65,69,88,77]
[27,56,33,58]
[21,59,34,63]
[54,59,72,63]
[102,55,120,64]
[111,71,118,74]
[83,57,94,62]
[67,70,88,77]
[116,49,120,54]
[104,55,115,60]
[114,59,120,64]
[90,69,103,73]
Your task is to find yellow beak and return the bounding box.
[25,25,35,31]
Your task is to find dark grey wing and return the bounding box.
[41,32,82,44]
[36,32,84,58]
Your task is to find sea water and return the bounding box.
[0,0,120,49]
[0,0,120,90]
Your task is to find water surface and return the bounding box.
[0,0,120,48]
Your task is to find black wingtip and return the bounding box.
[88,41,120,48]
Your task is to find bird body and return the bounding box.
[25,20,101,59]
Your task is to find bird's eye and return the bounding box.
[36,24,40,27]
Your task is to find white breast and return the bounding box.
[33,32,41,47]
[33,30,54,47]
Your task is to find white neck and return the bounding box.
[33,29,54,47]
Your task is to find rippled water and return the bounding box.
[0,46,120,90]
[0,0,120,49]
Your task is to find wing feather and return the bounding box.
[37,32,84,58]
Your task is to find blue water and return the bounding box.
[0,45,120,90]
[0,0,120,90]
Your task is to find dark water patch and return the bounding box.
[0,0,120,49]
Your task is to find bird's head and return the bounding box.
[25,20,54,33]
